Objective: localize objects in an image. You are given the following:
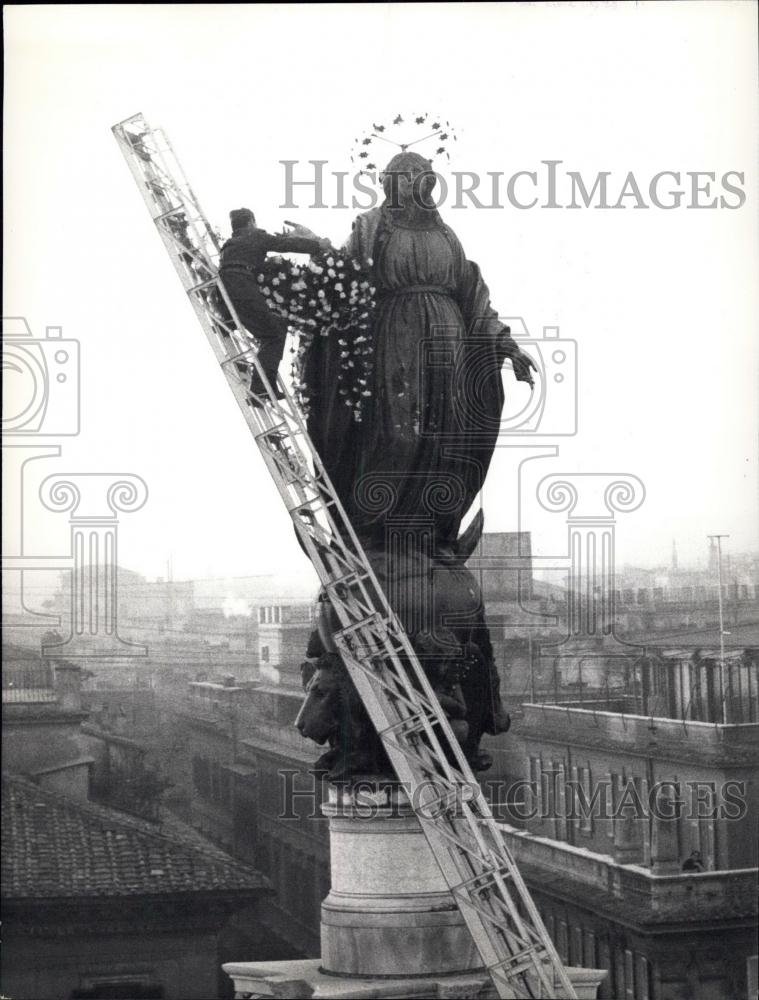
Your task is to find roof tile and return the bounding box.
[2,774,269,900]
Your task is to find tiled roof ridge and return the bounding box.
[2,772,269,898]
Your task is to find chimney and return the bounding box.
[52,662,83,712]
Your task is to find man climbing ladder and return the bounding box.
[219,207,328,400]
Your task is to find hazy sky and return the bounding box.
[4,3,757,589]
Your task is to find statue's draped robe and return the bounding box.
[305,205,521,547]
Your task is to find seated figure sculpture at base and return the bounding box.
[295,513,510,783]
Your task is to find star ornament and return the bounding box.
[349,112,458,175]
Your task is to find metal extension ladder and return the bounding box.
[112,112,577,1000]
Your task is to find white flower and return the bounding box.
[336,259,343,267]
[326,256,335,266]
[272,278,280,286]
[317,290,325,298]
[262,287,270,295]
[257,275,264,283]
[309,299,317,307]
[327,268,336,278]
[367,257,373,266]
[273,292,284,304]
[334,282,343,292]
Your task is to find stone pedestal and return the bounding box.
[223,959,608,999]
[223,784,608,999]
[320,784,478,977]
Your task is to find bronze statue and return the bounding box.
[287,152,530,780]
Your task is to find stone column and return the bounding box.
[224,777,610,996]
[320,783,480,978]
[650,782,682,874]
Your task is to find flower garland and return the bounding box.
[257,249,377,422]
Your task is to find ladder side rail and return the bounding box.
[152,127,223,254]
[112,114,577,1000]
[338,636,561,999]
[119,154,568,1000]
[331,617,570,997]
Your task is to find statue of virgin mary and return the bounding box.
[292,151,536,552]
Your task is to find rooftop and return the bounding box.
[632,620,759,652]
[2,773,270,901]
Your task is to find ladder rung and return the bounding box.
[334,613,386,642]
[415,783,465,818]
[489,947,547,979]
[154,205,185,221]
[254,422,289,441]
[378,711,431,740]
[452,864,514,898]
[187,276,218,294]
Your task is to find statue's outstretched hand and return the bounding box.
[510,347,538,389]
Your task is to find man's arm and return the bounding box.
[261,231,324,255]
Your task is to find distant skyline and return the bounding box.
[3,537,756,611]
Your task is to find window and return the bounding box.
[607,772,618,839]
[71,981,163,999]
[192,755,210,798]
[528,756,542,821]
[636,955,651,1000]
[572,764,594,835]
[260,645,270,663]
[747,956,758,1000]
[557,920,569,963]
[571,926,583,965]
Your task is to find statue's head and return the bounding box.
[381,151,436,208]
